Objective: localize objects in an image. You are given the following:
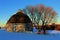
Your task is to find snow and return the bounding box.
[50,30,60,34]
[0,29,60,40]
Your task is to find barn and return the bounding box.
[5,9,33,32]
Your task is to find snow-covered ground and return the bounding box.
[0,29,60,40]
[50,30,60,34]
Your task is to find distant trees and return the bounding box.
[23,5,57,34]
[0,27,1,29]
[50,23,56,30]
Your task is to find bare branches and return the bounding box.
[23,5,57,26]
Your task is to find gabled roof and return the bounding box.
[7,10,32,24]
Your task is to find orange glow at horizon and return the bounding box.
[0,21,60,27]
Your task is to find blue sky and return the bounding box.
[0,0,60,26]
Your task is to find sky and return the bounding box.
[0,0,60,27]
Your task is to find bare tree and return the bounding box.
[23,6,37,27]
[23,5,57,34]
[39,5,57,34]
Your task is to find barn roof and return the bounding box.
[7,10,32,24]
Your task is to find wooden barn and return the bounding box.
[5,9,33,32]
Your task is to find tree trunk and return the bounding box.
[36,24,41,34]
[42,21,46,34]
